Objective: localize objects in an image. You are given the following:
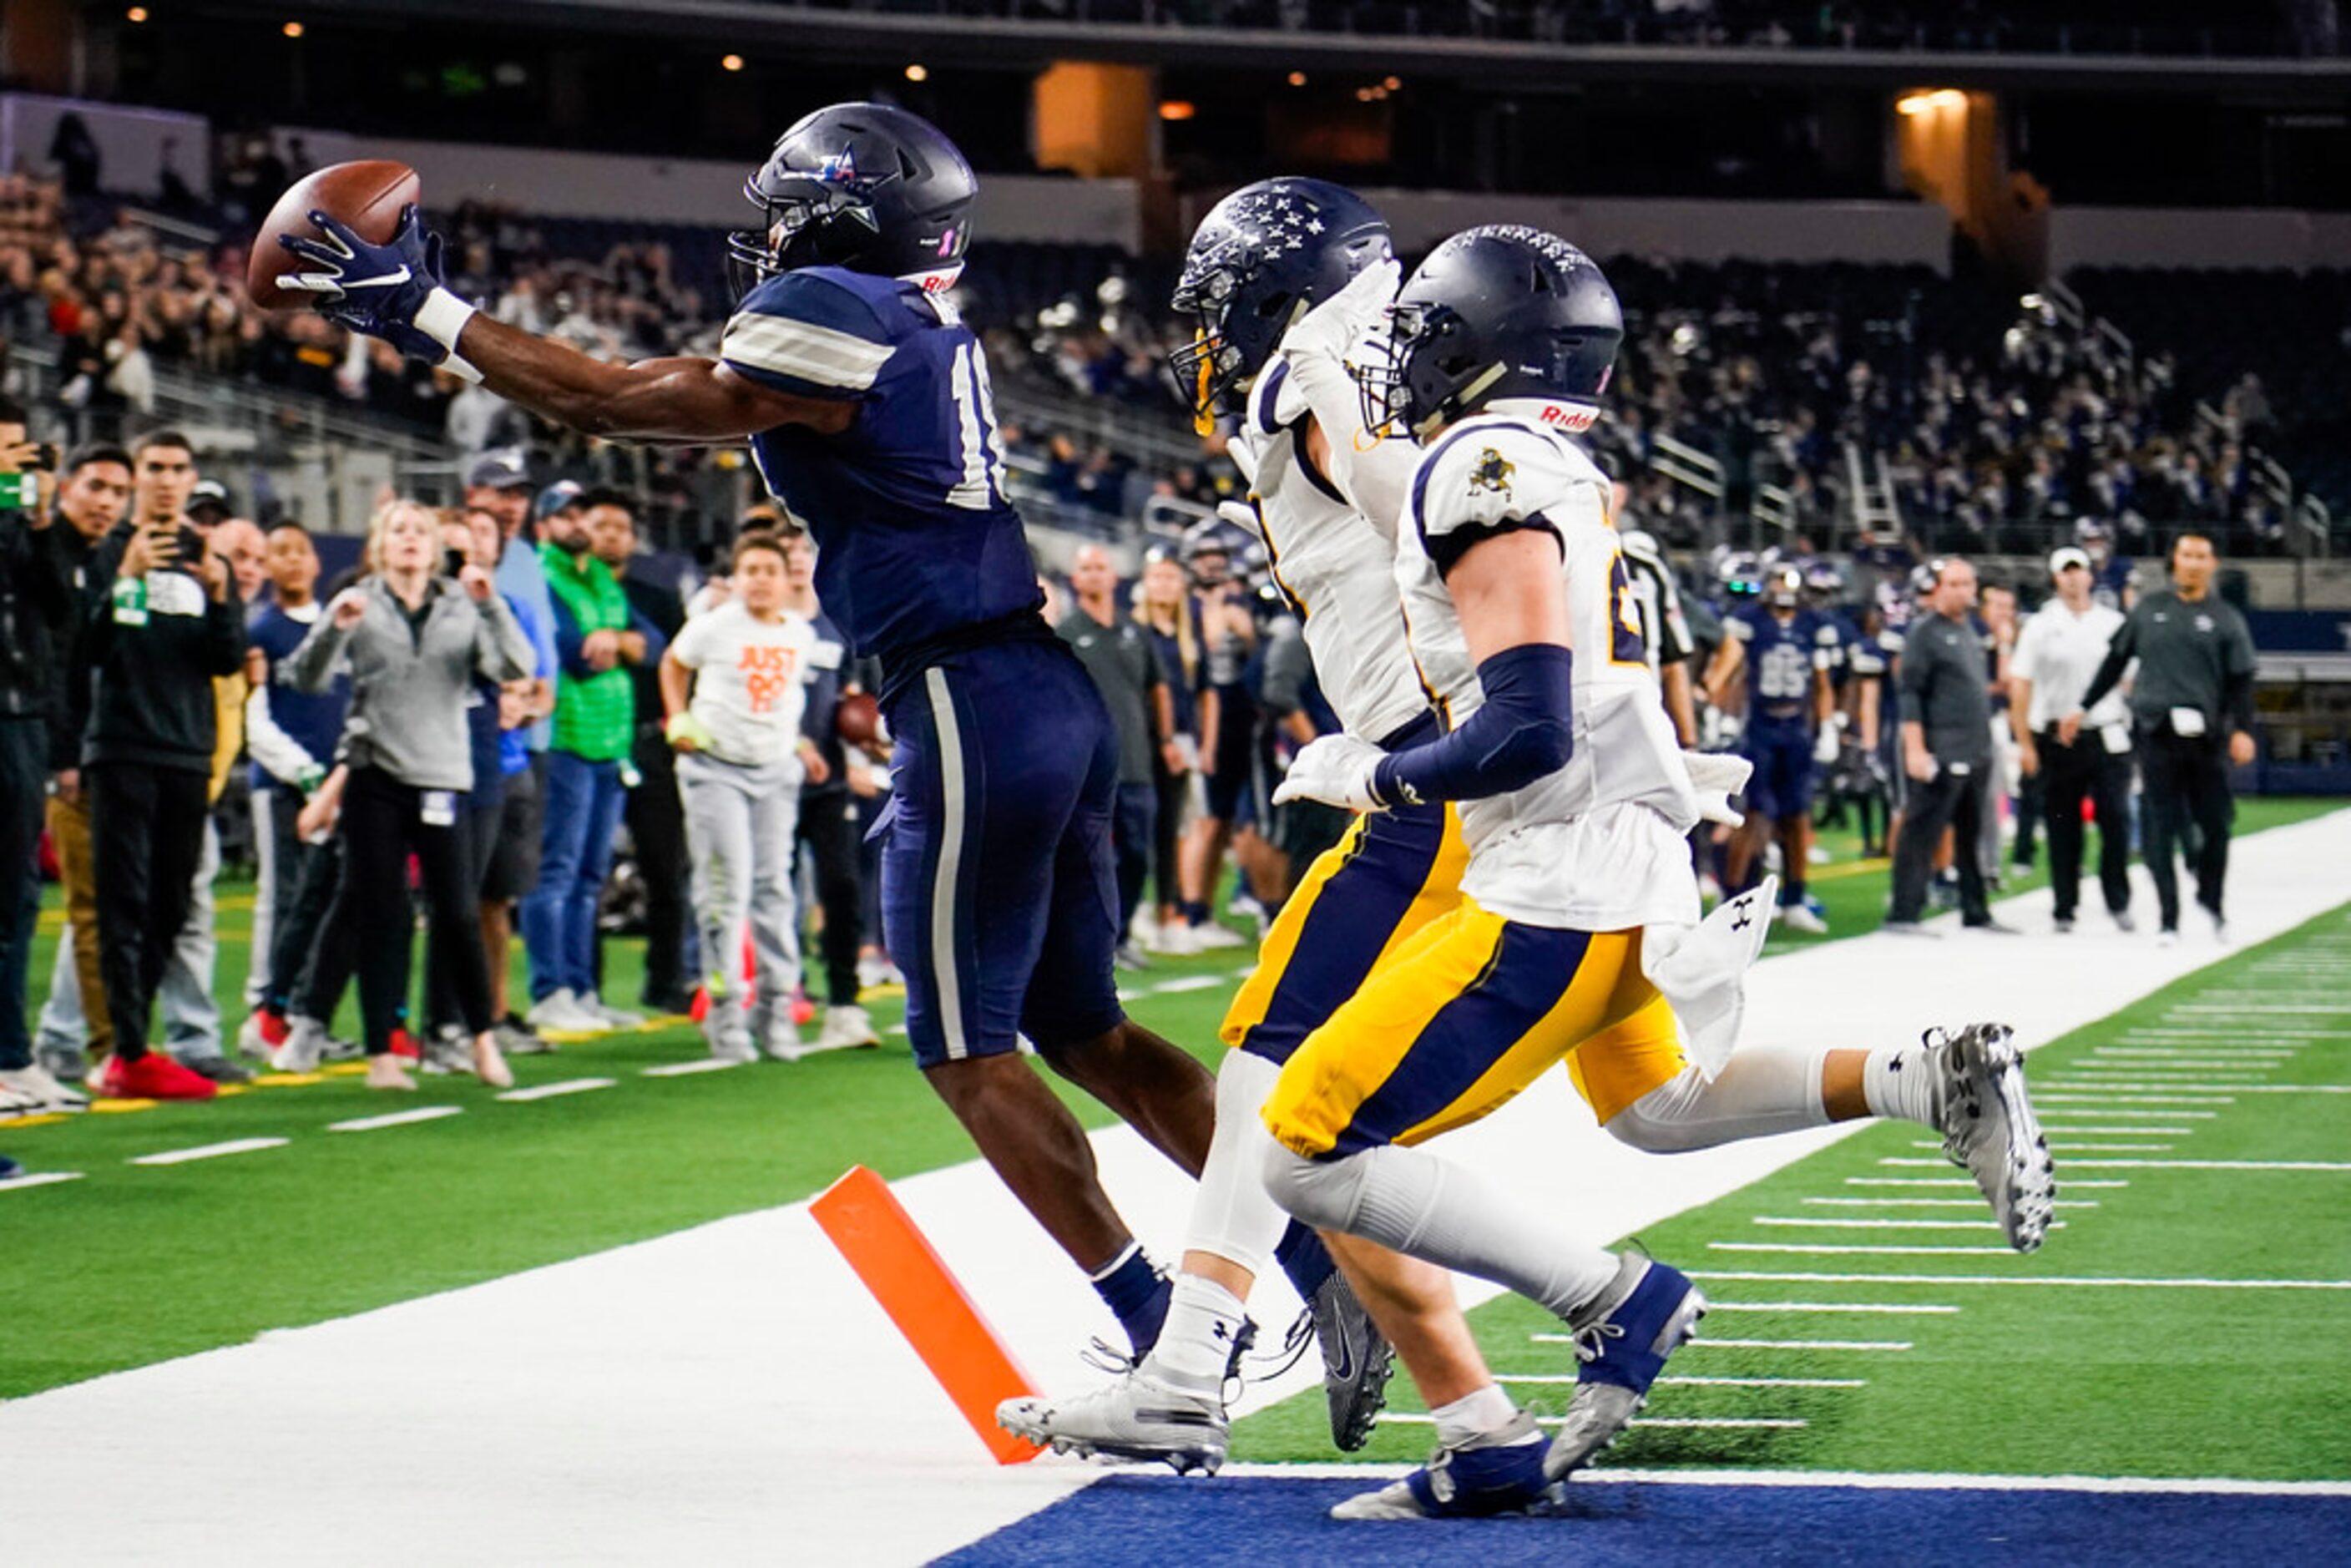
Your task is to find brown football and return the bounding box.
[836,690,882,747]
[245,159,422,311]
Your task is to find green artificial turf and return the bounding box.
[1,797,2339,1416]
[1231,898,2351,1481]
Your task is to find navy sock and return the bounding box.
[1275,1222,1334,1300]
[1182,900,1211,927]
[1092,1242,1170,1356]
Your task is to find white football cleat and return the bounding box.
[1777,903,1829,934]
[810,1004,882,1054]
[1925,1023,2055,1252]
[527,989,607,1034]
[997,1369,1228,1474]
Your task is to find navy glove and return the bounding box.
[277,205,482,381]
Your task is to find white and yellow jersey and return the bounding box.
[1228,362,1431,747]
[1395,412,1701,931]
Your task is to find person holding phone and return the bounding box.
[77,429,246,1101]
[286,498,535,1090]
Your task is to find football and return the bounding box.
[836,690,882,747]
[245,159,422,311]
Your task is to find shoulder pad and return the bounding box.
[722,270,896,397]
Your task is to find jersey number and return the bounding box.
[1606,553,1646,666]
[1757,641,1810,701]
[947,341,1010,511]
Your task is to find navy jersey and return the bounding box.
[1818,610,1862,694]
[720,266,1042,671]
[1727,604,1831,732]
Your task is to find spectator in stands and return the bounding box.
[2065,533,2258,943]
[288,498,533,1090]
[1886,556,2012,937]
[238,521,349,1059]
[1057,544,1176,968]
[780,523,878,1054]
[478,453,559,1044]
[78,428,246,1100]
[31,443,130,1089]
[524,486,648,1034]
[2011,546,2135,935]
[1131,545,1200,955]
[589,494,690,1016]
[662,532,830,1062]
[0,404,85,1114]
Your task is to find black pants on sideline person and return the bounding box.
[0,718,49,1070]
[328,767,493,1055]
[427,803,503,1035]
[625,735,691,1009]
[88,761,212,1061]
[2038,727,2134,923]
[2138,727,2234,931]
[294,836,358,1030]
[1887,762,1991,927]
[795,788,863,1008]
[1150,758,1186,917]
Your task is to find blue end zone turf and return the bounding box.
[934,1475,2351,1566]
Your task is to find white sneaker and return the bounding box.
[235,1010,276,1060]
[1,1082,49,1119]
[1187,922,1247,951]
[1778,903,1829,934]
[0,1063,90,1114]
[1925,1023,2055,1253]
[2207,908,2231,944]
[579,991,645,1029]
[269,1016,330,1073]
[527,989,607,1034]
[1144,921,1199,957]
[857,955,904,991]
[708,1029,757,1065]
[998,1368,1229,1474]
[811,1004,882,1054]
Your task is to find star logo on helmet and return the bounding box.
[818,149,859,184]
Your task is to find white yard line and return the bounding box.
[1752,1216,2062,1231]
[1701,1302,1958,1315]
[0,1171,84,1192]
[1694,1270,2351,1291]
[1804,1196,2098,1208]
[127,1138,289,1166]
[495,1078,616,1103]
[326,1106,465,1133]
[639,1058,745,1077]
[1709,1242,2019,1257]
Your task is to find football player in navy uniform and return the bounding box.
[1701,563,1836,932]
[275,104,1224,1359]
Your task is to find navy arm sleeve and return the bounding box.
[1371,643,1575,807]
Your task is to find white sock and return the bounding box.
[1143,1274,1249,1391]
[1430,1383,1519,1448]
[1863,1044,1941,1126]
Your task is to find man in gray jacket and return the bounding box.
[1887,557,2014,935]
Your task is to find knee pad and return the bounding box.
[1261,1141,1363,1234]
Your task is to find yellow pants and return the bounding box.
[1261,896,1685,1160]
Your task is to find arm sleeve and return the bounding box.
[244,675,322,787]
[475,594,536,683]
[1272,352,1420,534]
[205,584,248,675]
[2075,610,2139,714]
[1372,644,1575,807]
[628,606,668,668]
[719,273,892,402]
[286,615,355,695]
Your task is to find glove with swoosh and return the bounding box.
[277,205,483,382]
[1272,732,1388,814]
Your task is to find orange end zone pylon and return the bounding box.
[810,1165,1046,1464]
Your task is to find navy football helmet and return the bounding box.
[1802,559,1846,606]
[1357,225,1622,441]
[726,103,976,301]
[1168,178,1391,435]
[1765,564,1803,609]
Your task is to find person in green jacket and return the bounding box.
[520,487,662,1033]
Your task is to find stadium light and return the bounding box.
[1898,88,1967,116]
[1287,71,1307,87]
[125,6,149,20]
[1383,75,1402,91]
[281,19,304,38]
[905,63,928,82]
[721,53,745,72]
[1159,100,1196,122]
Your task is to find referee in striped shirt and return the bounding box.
[1617,524,1698,746]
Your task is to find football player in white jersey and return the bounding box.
[1262,228,2055,1519]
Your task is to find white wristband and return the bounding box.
[414,288,483,382]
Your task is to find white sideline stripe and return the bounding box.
[326,1107,464,1133]
[1692,1270,2351,1291]
[2035,1094,2232,1105]
[1806,1196,2100,1209]
[2172,1004,2348,1014]
[1909,1138,2175,1153]
[1753,1216,2065,1232]
[2095,1049,2295,1058]
[1703,1302,1956,1315]
[0,1171,84,1192]
[1532,1331,1912,1351]
[1710,1242,2018,1257]
[2031,1108,2217,1119]
[640,1058,746,1077]
[495,1078,616,1103]
[1376,1413,1809,1431]
[129,1137,289,1166]
[1149,975,1225,994]
[1496,1373,1866,1389]
[1209,1464,2351,1497]
[2065,1158,2351,1171]
[2035,1125,2196,1136]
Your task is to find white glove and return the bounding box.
[1813,723,1841,766]
[1681,749,1752,828]
[1272,732,1388,813]
[1274,255,1402,370]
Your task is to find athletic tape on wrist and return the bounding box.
[416,288,483,384]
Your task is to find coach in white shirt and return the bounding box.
[2010,546,2134,933]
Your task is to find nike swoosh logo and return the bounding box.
[1326,1333,1354,1382]
[343,266,411,290]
